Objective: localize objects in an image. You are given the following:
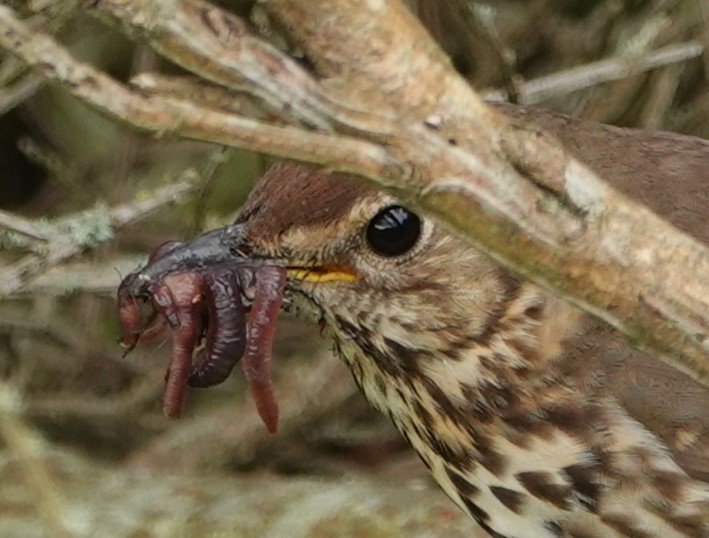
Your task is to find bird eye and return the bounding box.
[366,205,421,257]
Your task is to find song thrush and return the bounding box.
[136,107,709,537]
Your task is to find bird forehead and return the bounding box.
[237,162,389,248]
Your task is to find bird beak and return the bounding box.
[116,224,255,349]
[154,225,358,284]
[140,224,254,278]
[123,222,357,292]
[286,265,358,283]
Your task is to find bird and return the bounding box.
[176,106,709,537]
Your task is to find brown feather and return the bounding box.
[236,107,709,536]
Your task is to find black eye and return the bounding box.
[366,205,421,257]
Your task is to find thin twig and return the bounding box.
[0,172,200,298]
[6,256,145,297]
[484,40,704,104]
[0,72,43,113]
[106,173,199,228]
[189,146,230,235]
[462,3,521,103]
[0,208,49,243]
[132,73,253,114]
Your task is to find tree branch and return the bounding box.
[0,171,200,297]
[483,40,705,105]
[262,0,709,380]
[0,1,705,384]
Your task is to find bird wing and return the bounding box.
[559,322,709,484]
[501,104,709,481]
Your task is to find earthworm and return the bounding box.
[188,268,247,388]
[116,225,287,431]
[241,265,286,434]
[154,272,204,418]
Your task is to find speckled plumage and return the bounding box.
[234,120,709,538]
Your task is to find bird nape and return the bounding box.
[117,152,709,536]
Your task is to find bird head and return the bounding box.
[227,162,542,415]
[246,167,508,329]
[241,163,515,326]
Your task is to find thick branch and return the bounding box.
[0,5,392,175]
[265,0,709,379]
[0,1,706,384]
[95,0,336,130]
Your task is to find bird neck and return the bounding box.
[324,282,587,494]
[329,282,580,420]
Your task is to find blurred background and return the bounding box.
[0,0,706,536]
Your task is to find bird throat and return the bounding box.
[319,283,586,533]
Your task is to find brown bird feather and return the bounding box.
[229,105,708,537]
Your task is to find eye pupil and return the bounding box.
[366,205,421,257]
